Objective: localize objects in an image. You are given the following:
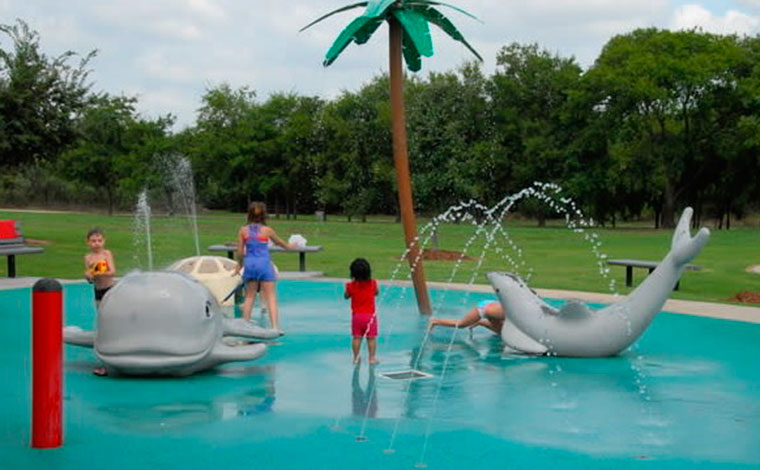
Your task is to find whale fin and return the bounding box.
[211,342,267,363]
[557,300,593,320]
[222,318,280,340]
[670,207,710,265]
[63,325,95,347]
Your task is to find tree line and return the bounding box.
[1,20,758,228]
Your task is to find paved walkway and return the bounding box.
[321,277,760,324]
[4,276,759,324]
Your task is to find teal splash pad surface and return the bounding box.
[1,281,758,469]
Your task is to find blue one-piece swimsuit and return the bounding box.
[243,224,276,282]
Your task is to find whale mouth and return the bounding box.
[96,347,213,371]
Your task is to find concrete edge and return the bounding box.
[3,276,759,324]
[312,277,760,324]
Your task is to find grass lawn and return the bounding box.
[1,208,758,305]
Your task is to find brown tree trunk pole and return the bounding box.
[388,18,432,315]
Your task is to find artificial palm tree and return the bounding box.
[302,0,482,315]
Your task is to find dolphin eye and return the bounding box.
[205,303,211,318]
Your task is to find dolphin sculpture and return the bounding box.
[488,207,710,357]
[64,271,280,376]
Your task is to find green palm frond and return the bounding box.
[324,16,379,66]
[402,29,422,72]
[404,1,482,23]
[354,16,385,44]
[412,5,483,62]
[364,0,398,18]
[307,0,482,70]
[392,9,433,58]
[299,2,369,32]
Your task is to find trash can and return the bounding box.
[315,210,325,222]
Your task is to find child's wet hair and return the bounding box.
[350,258,372,281]
[86,227,104,240]
[247,201,267,224]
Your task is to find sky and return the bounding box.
[1,0,758,130]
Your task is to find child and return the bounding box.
[344,258,379,365]
[235,202,294,334]
[428,300,505,334]
[84,228,116,307]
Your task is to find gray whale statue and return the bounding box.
[64,271,280,376]
[488,207,710,357]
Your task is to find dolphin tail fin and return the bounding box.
[670,207,710,265]
[63,326,95,348]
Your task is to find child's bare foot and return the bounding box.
[369,358,379,365]
[353,356,361,365]
[93,367,107,376]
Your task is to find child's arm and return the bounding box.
[344,283,351,299]
[235,226,246,269]
[103,250,116,276]
[268,229,296,250]
[84,254,94,280]
[374,279,379,296]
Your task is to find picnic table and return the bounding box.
[208,243,323,272]
[0,220,44,278]
[606,258,701,291]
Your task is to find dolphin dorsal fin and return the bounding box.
[557,300,593,320]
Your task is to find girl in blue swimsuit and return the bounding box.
[236,202,294,333]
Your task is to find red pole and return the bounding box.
[32,278,63,448]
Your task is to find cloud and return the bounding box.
[670,4,759,35]
[93,0,226,41]
[4,0,758,130]
[738,0,760,9]
[135,51,197,82]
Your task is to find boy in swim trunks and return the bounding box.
[428,299,505,334]
[344,258,379,365]
[84,228,116,308]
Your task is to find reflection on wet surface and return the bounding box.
[1,281,759,468]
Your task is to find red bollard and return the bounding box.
[31,278,63,448]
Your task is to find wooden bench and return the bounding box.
[208,243,323,272]
[0,220,44,278]
[606,258,701,291]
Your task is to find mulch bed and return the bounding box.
[728,291,760,304]
[421,249,472,261]
[24,238,51,246]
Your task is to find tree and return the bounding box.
[187,84,262,210]
[0,20,95,168]
[588,28,744,227]
[489,43,583,225]
[406,63,494,212]
[302,0,483,314]
[59,94,173,214]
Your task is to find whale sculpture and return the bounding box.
[64,271,280,376]
[488,207,710,357]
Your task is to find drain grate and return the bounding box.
[379,369,433,380]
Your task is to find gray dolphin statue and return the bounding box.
[488,207,710,357]
[64,271,280,376]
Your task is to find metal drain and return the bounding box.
[379,369,433,380]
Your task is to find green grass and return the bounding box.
[2,209,759,305]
